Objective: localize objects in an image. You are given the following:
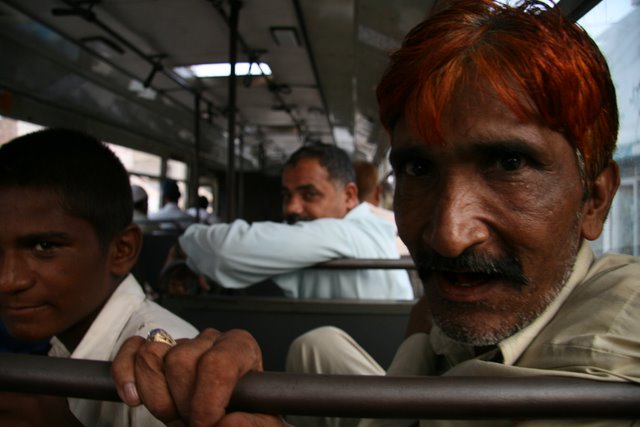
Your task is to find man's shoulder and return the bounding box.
[345,203,394,227]
[364,202,397,225]
[517,251,640,376]
[109,278,197,343]
[128,298,198,339]
[585,252,640,285]
[565,252,640,309]
[560,251,640,323]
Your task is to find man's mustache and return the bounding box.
[285,214,310,224]
[415,250,529,288]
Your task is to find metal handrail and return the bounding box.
[1,353,638,419]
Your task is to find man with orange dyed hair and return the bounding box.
[112,1,640,426]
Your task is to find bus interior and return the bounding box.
[0,0,639,418]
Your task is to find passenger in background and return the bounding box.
[187,195,220,225]
[112,2,639,426]
[0,128,197,426]
[148,178,194,230]
[131,184,159,233]
[166,143,413,300]
[131,185,149,223]
[354,160,409,256]
[353,160,383,207]
[131,184,149,220]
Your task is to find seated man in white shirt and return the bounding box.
[186,195,220,225]
[0,128,198,427]
[170,143,413,300]
[148,179,194,230]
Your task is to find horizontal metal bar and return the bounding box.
[0,353,119,401]
[311,258,416,270]
[1,353,639,419]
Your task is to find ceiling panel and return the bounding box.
[0,0,446,170]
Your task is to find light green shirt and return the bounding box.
[361,242,640,427]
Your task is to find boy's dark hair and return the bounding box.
[0,128,133,249]
[284,143,356,187]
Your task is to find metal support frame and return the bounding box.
[190,93,202,212]
[225,0,241,222]
[311,258,416,270]
[238,131,245,218]
[1,353,639,419]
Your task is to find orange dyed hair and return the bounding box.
[377,0,618,183]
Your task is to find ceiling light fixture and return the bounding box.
[175,62,272,78]
[270,26,301,47]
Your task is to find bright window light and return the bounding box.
[182,62,272,78]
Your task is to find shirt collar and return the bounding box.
[49,275,145,360]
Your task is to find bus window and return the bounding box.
[579,0,640,256]
[0,117,44,144]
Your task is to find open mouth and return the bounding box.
[429,270,511,303]
[441,271,499,287]
[416,251,528,302]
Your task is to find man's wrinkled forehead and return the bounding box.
[391,80,563,147]
[391,83,576,151]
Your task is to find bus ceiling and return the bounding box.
[0,0,601,174]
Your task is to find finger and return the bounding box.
[162,328,223,423]
[189,329,263,427]
[133,337,180,423]
[111,336,145,406]
[217,412,287,427]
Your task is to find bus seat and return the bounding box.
[161,296,412,372]
[131,232,180,293]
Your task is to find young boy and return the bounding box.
[0,128,198,426]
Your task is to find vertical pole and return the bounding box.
[159,158,168,211]
[192,93,201,221]
[238,132,245,218]
[226,0,241,222]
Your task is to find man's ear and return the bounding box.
[373,184,383,207]
[581,161,620,240]
[344,182,359,210]
[108,224,143,277]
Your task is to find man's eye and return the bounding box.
[34,241,56,252]
[302,192,319,201]
[498,153,525,171]
[404,159,431,177]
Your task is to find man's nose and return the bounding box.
[283,195,304,216]
[423,176,490,258]
[0,251,31,293]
